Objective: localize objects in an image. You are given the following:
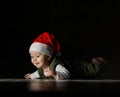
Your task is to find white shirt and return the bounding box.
[30,64,70,80]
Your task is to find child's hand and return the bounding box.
[44,68,56,77]
[24,73,31,79]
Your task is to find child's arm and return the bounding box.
[24,70,40,79]
[55,64,70,80]
[44,64,70,80]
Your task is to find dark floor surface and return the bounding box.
[0,79,120,96]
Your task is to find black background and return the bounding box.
[1,0,120,79]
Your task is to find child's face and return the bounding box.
[30,51,51,68]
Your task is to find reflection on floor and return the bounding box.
[0,79,120,96]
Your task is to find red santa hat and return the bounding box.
[29,32,61,57]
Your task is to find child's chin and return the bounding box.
[37,66,41,68]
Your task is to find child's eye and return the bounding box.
[37,55,40,57]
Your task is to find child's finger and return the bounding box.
[24,74,29,77]
[25,75,31,79]
[24,73,30,78]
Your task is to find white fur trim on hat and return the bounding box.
[29,42,53,57]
